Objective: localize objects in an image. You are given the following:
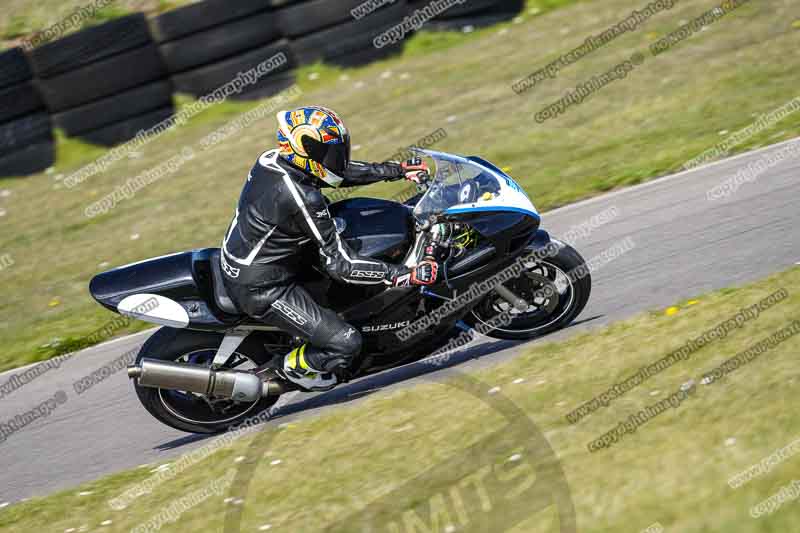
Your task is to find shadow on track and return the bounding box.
[152,314,602,450]
[270,314,603,418]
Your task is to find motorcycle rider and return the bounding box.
[220,105,437,391]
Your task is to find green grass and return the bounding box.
[0,0,798,372]
[2,267,798,532]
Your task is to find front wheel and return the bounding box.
[133,328,281,434]
[465,243,591,341]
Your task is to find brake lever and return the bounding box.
[415,170,432,192]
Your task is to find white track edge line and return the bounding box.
[544,136,800,216]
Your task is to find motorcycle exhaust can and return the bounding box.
[128,358,279,402]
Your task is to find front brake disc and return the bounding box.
[524,272,559,314]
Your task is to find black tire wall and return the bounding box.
[37,41,175,148]
[37,44,168,112]
[78,107,176,147]
[277,0,380,37]
[411,0,501,18]
[28,14,153,78]
[290,1,409,66]
[52,81,174,137]
[1,0,523,177]
[0,113,52,156]
[0,141,55,178]
[0,81,45,124]
[159,10,282,74]
[0,48,34,89]
[0,48,53,178]
[150,0,276,43]
[171,40,294,98]
[426,0,525,29]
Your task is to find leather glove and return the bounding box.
[410,259,438,286]
[389,261,437,287]
[401,157,430,185]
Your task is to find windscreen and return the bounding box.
[411,149,537,222]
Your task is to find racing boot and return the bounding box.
[279,344,339,392]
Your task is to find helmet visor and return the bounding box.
[302,133,351,173]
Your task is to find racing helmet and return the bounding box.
[276,106,351,188]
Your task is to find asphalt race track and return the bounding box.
[1,140,798,506]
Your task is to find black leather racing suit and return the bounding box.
[220,149,409,373]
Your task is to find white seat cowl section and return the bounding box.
[117,293,190,328]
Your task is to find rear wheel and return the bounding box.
[465,243,591,340]
[133,328,281,434]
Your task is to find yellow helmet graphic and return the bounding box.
[276,106,351,187]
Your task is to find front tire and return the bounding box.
[133,328,280,434]
[465,243,591,341]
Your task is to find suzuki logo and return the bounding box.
[361,321,411,333]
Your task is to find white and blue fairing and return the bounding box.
[411,149,540,222]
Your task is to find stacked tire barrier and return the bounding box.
[410,0,524,29]
[0,48,55,177]
[283,0,408,68]
[153,0,291,98]
[0,0,521,178]
[29,14,174,148]
[157,0,409,100]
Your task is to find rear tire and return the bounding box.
[134,327,279,434]
[465,243,591,341]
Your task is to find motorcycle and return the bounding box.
[89,149,591,434]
